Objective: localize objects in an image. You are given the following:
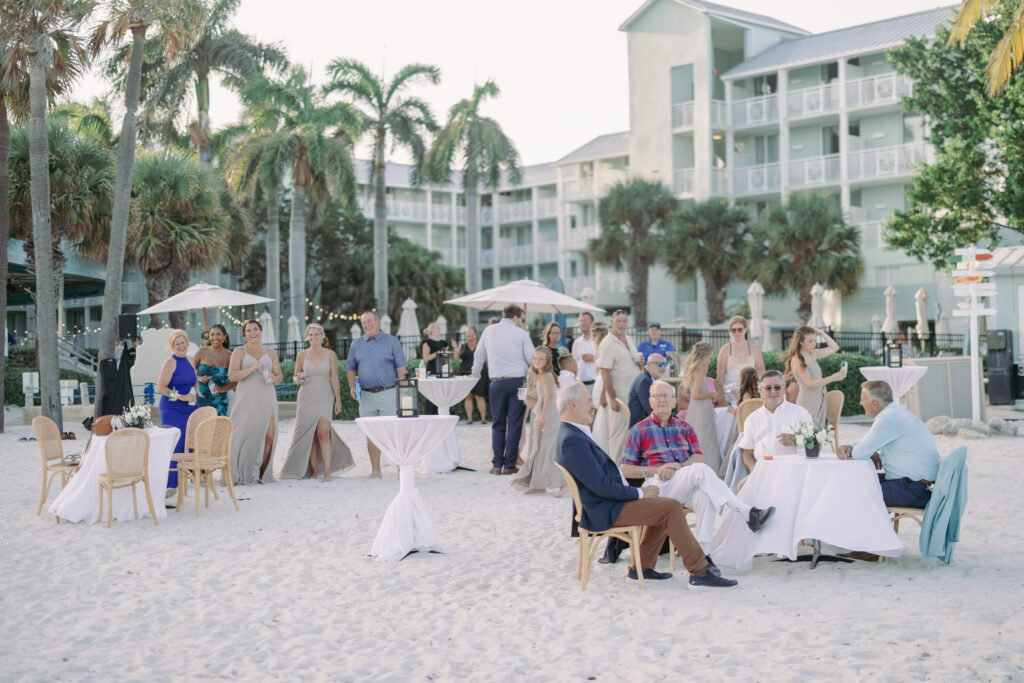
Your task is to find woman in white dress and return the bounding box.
[227,319,282,485]
[715,315,766,406]
[588,322,611,452]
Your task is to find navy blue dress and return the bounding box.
[159,355,197,488]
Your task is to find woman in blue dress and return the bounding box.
[157,329,198,490]
[193,324,235,416]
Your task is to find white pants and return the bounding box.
[648,463,750,551]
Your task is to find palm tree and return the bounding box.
[230,66,360,328]
[425,80,521,300]
[950,0,1024,95]
[324,58,440,317]
[743,192,864,321]
[1,0,92,430]
[662,200,751,325]
[587,177,677,327]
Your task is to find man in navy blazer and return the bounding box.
[555,382,737,587]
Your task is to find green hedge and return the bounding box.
[708,351,879,417]
[3,366,96,406]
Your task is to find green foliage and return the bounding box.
[4,365,93,406]
[888,2,1024,269]
[743,192,863,321]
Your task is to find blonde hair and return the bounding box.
[166,329,189,353]
[782,325,816,375]
[305,323,327,347]
[683,341,713,387]
[591,322,609,360]
[728,315,748,331]
[525,346,558,393]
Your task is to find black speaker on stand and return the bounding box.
[118,314,138,341]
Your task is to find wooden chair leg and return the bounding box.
[208,472,220,501]
[106,483,113,528]
[176,470,185,512]
[223,466,239,511]
[194,469,201,517]
[38,470,56,516]
[580,533,592,590]
[37,468,48,515]
[142,475,158,526]
[131,482,139,521]
[97,483,104,525]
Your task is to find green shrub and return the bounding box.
[3,365,96,406]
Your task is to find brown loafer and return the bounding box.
[489,467,502,475]
[502,467,520,475]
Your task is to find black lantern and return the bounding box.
[885,342,903,368]
[397,378,419,417]
[436,350,452,378]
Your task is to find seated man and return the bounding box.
[555,382,737,587]
[627,353,667,428]
[738,370,813,471]
[622,380,775,571]
[837,380,940,508]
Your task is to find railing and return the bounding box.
[562,177,596,200]
[779,329,965,359]
[730,163,782,195]
[672,101,695,129]
[564,275,596,296]
[359,198,428,222]
[711,100,729,128]
[431,204,454,223]
[786,83,840,119]
[674,168,695,196]
[481,206,493,224]
[711,168,729,195]
[564,225,599,250]
[498,244,534,264]
[860,221,883,250]
[847,144,927,181]
[438,248,467,267]
[536,242,561,262]
[788,154,841,188]
[600,272,630,291]
[731,94,779,127]
[497,200,533,223]
[845,73,912,109]
[536,197,559,219]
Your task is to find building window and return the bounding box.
[822,62,838,83]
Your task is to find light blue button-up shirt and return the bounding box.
[471,318,534,379]
[851,403,940,482]
[345,332,406,389]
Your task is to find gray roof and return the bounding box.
[621,0,808,36]
[723,6,956,80]
[557,132,630,165]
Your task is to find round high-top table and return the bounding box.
[417,377,480,473]
[355,415,458,562]
[49,426,180,524]
[710,452,903,570]
[860,366,928,402]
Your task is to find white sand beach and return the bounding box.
[2,410,1023,681]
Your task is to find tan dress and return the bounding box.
[685,377,722,474]
[511,376,563,492]
[229,351,279,484]
[795,354,827,425]
[281,351,355,479]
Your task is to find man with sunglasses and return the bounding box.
[738,370,813,471]
[628,353,668,427]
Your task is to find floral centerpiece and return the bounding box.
[120,403,153,429]
[794,421,834,458]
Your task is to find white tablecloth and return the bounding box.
[714,406,736,457]
[417,377,479,473]
[710,453,903,570]
[860,366,928,401]
[49,426,180,524]
[355,415,458,561]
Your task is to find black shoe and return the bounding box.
[704,555,721,576]
[627,567,673,581]
[597,540,623,565]
[747,506,776,533]
[688,570,738,588]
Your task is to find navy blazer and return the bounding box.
[556,422,640,532]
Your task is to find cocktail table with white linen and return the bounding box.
[860,366,928,402]
[355,415,458,561]
[49,426,180,524]
[416,377,479,473]
[710,453,903,570]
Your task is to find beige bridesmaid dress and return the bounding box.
[281,351,354,478]
[511,378,563,492]
[796,355,827,425]
[684,380,722,474]
[229,351,279,484]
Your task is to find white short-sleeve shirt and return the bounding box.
[737,401,814,460]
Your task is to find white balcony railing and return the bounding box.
[847,144,928,181]
[674,168,695,196]
[786,83,840,119]
[562,177,596,200]
[536,197,559,219]
[564,275,596,297]
[846,73,912,109]
[860,221,883,250]
[730,163,782,195]
[565,225,599,250]
[498,200,533,223]
[711,168,729,195]
[438,248,466,267]
[731,94,779,127]
[481,206,494,224]
[431,204,453,223]
[672,101,695,129]
[788,154,841,188]
[498,244,534,265]
[536,242,560,262]
[600,272,630,291]
[711,100,729,128]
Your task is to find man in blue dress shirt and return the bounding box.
[838,380,940,508]
[636,322,676,364]
[472,304,534,475]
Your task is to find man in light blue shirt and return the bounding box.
[838,380,939,508]
[472,304,534,475]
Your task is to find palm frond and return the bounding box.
[949,0,998,44]
[986,0,1024,95]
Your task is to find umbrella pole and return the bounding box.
[203,308,208,332]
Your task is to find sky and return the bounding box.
[71,0,959,166]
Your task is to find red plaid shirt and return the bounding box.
[622,412,702,467]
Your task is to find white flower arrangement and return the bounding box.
[168,388,179,402]
[794,421,834,449]
[121,403,153,428]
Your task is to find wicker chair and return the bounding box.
[555,461,646,591]
[177,416,239,517]
[97,428,158,528]
[735,399,763,434]
[173,406,217,505]
[32,416,80,519]
[825,390,845,448]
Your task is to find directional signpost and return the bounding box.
[951,246,995,421]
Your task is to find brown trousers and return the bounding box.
[612,497,708,574]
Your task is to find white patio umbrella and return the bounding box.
[747,281,771,351]
[380,314,393,335]
[915,288,930,342]
[397,299,420,338]
[286,316,302,343]
[259,309,276,344]
[138,282,273,330]
[445,279,605,315]
[807,283,826,328]
[881,285,899,336]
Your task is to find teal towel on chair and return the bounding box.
[919,446,968,567]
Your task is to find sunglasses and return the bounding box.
[653,361,667,367]
[730,327,745,332]
[762,384,784,392]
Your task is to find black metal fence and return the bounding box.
[783,330,966,359]
[267,333,469,364]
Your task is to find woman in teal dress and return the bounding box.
[192,324,236,416]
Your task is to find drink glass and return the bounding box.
[517,387,526,401]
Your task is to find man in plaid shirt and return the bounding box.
[622,380,775,571]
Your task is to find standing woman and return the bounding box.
[282,324,354,480]
[457,325,488,423]
[540,321,562,357]
[511,347,563,494]
[715,315,766,406]
[421,322,448,415]
[679,342,722,474]
[157,329,198,490]
[783,325,847,425]
[228,319,282,484]
[193,324,236,416]
[589,322,611,450]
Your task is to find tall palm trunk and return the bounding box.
[265,184,280,340]
[289,183,307,329]
[143,266,176,328]
[629,255,650,327]
[373,132,388,316]
[704,275,726,326]
[28,43,62,430]
[465,175,480,294]
[168,267,190,329]
[194,72,219,324]
[0,100,10,432]
[96,24,146,418]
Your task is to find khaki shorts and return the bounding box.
[359,388,397,417]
